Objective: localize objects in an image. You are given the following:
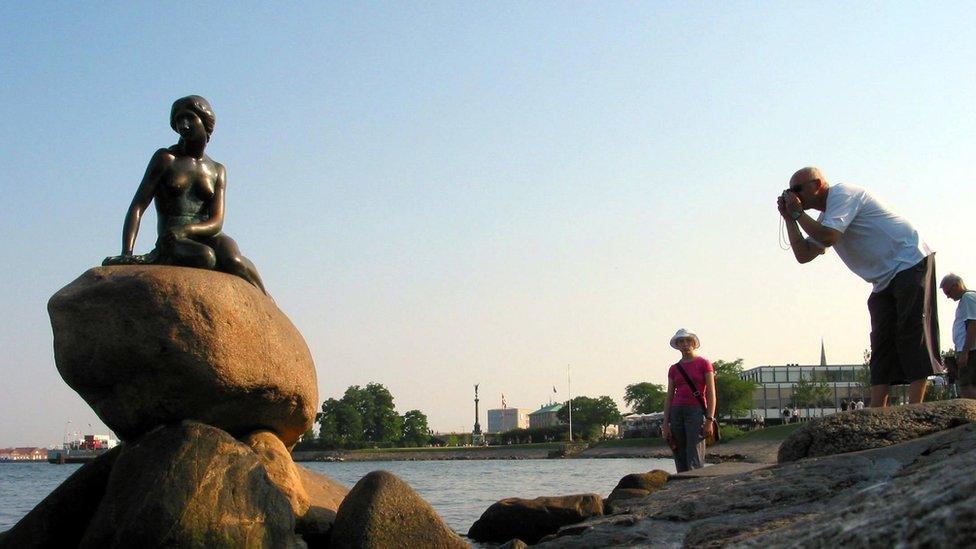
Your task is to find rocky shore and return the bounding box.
[489,400,976,547]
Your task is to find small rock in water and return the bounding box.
[329,470,468,548]
[467,493,604,544]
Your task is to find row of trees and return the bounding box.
[623,358,758,418]
[313,383,431,448]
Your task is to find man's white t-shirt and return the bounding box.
[952,291,976,352]
[809,183,930,292]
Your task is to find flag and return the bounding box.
[553,385,557,394]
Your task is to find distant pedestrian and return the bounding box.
[782,407,791,424]
[855,399,865,410]
[841,399,849,411]
[777,167,941,407]
[941,273,976,398]
[662,329,717,473]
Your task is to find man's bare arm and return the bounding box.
[784,218,826,264]
[796,211,842,248]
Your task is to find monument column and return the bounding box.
[472,384,483,445]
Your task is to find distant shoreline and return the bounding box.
[292,428,792,464]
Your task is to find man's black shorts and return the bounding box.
[867,256,939,385]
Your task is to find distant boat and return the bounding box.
[48,434,118,464]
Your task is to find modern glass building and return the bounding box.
[739,363,867,419]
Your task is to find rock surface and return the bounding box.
[244,430,310,518]
[48,265,317,447]
[614,470,669,491]
[0,446,120,548]
[535,422,976,547]
[329,470,468,548]
[778,398,976,462]
[79,422,300,548]
[604,470,669,514]
[468,494,604,544]
[295,465,350,546]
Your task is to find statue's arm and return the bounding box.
[184,163,226,238]
[121,149,168,255]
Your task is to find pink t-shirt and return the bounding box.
[668,356,713,408]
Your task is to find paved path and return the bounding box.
[670,461,772,479]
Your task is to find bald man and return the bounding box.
[777,167,941,407]
[940,273,976,398]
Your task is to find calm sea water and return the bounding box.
[1,458,675,535]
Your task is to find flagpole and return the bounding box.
[568,365,572,443]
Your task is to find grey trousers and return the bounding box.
[669,405,706,472]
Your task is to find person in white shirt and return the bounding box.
[940,273,976,398]
[777,167,941,407]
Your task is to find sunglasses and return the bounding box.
[790,178,819,194]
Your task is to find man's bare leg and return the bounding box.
[908,379,928,403]
[870,385,890,408]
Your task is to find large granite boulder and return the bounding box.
[329,470,468,548]
[48,265,317,447]
[468,494,603,544]
[0,446,120,548]
[778,399,976,462]
[79,421,300,548]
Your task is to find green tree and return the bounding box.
[343,383,403,443]
[854,349,872,399]
[401,409,430,447]
[623,382,667,413]
[793,373,830,418]
[317,398,363,445]
[712,358,759,419]
[556,395,622,439]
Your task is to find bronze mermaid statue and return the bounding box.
[103,95,267,294]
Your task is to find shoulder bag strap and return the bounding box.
[675,362,708,415]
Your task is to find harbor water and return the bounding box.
[1,457,675,535]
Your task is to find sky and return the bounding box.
[2,3,975,445]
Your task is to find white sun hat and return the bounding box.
[669,328,700,350]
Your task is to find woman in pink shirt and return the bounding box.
[661,328,717,472]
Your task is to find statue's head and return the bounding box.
[170,95,216,141]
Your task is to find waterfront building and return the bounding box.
[528,403,563,429]
[486,407,529,433]
[0,447,49,461]
[739,363,866,419]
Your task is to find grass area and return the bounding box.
[722,422,802,442]
[347,442,563,454]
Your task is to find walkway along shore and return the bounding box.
[292,425,795,465]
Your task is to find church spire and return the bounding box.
[820,338,827,367]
